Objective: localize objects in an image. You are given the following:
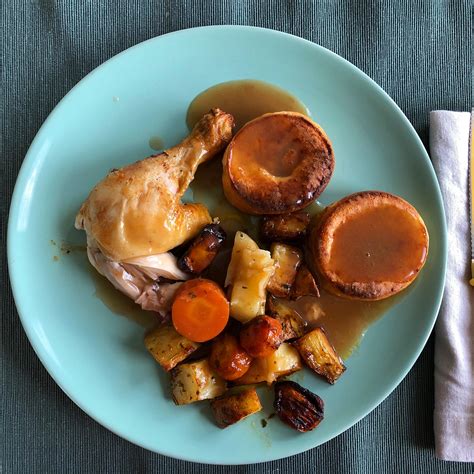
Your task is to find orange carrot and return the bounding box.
[172,279,229,343]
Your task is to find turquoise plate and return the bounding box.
[8,26,446,464]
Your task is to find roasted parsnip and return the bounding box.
[178,224,226,274]
[266,296,307,341]
[267,243,303,298]
[260,212,311,241]
[274,380,324,432]
[290,264,320,299]
[293,327,346,384]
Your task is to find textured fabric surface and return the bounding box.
[431,111,473,462]
[1,1,472,473]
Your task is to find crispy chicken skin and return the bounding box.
[75,108,234,262]
[76,109,234,316]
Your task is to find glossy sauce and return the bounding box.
[188,79,309,249]
[287,289,400,358]
[149,136,164,151]
[186,79,309,131]
[187,80,406,358]
[191,159,258,237]
[329,206,428,283]
[91,81,404,358]
[91,270,157,328]
[231,116,306,177]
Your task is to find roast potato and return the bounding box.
[234,343,302,385]
[144,325,200,371]
[170,358,227,405]
[210,388,262,428]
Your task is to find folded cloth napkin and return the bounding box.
[430,110,473,462]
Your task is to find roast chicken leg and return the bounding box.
[76,108,234,261]
[75,109,234,316]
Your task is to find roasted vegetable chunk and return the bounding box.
[274,381,324,432]
[240,315,283,358]
[267,243,303,298]
[293,327,346,384]
[234,343,302,385]
[225,231,275,323]
[209,333,253,381]
[266,296,307,341]
[178,224,226,274]
[290,264,320,299]
[260,212,311,241]
[144,325,200,371]
[172,279,229,343]
[170,358,227,405]
[211,388,262,428]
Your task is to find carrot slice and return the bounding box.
[172,279,229,343]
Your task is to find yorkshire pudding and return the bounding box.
[222,112,334,215]
[309,191,429,300]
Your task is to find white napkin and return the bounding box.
[430,110,473,462]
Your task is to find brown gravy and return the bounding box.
[329,206,428,283]
[186,79,309,131]
[149,136,165,151]
[90,80,403,358]
[190,159,259,241]
[231,115,307,177]
[286,289,400,359]
[91,270,157,328]
[187,80,405,357]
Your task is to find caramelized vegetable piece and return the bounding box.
[260,212,311,241]
[144,325,200,371]
[234,343,302,385]
[290,264,320,299]
[170,358,227,405]
[225,232,275,323]
[293,327,346,384]
[266,296,307,341]
[211,388,262,428]
[172,279,229,342]
[240,315,283,358]
[178,224,226,274]
[209,333,253,381]
[267,243,303,298]
[274,380,324,432]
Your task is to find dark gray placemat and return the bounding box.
[1,1,472,473]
